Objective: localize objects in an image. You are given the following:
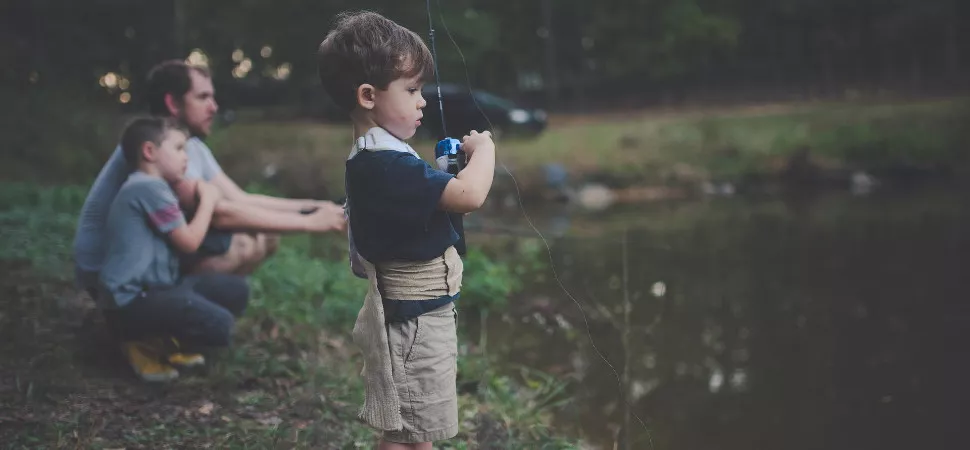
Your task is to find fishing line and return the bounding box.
[428,1,653,445]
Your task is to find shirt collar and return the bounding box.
[348,127,418,160]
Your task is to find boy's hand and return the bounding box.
[460,130,494,159]
[197,181,223,204]
[172,178,199,210]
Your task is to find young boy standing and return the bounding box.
[97,116,250,382]
[317,11,495,449]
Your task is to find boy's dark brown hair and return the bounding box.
[146,59,212,116]
[316,11,435,112]
[120,116,187,170]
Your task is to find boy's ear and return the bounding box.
[356,84,376,110]
[141,141,157,163]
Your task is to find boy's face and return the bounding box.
[369,74,427,141]
[148,129,189,183]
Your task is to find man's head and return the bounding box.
[146,60,218,138]
[121,116,190,183]
[316,11,435,140]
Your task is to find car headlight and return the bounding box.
[508,109,530,124]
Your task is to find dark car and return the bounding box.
[418,83,547,140]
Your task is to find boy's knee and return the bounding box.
[230,233,258,262]
[263,234,281,257]
[245,233,278,264]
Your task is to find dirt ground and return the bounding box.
[0,260,372,449]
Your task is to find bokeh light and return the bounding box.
[186,49,209,68]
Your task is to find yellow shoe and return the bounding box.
[166,337,205,368]
[168,352,205,368]
[121,341,179,382]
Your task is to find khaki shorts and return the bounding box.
[382,302,459,443]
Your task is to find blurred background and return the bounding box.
[1,1,969,449]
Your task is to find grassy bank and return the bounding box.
[0,183,578,449]
[203,98,970,199]
[2,98,965,200]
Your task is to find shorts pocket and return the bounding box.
[404,304,457,397]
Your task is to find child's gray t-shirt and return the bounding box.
[73,138,221,282]
[98,172,186,308]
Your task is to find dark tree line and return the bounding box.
[2,0,968,114]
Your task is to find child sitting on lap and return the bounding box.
[97,116,250,382]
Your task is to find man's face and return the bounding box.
[177,70,218,138]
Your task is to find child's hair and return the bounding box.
[120,116,186,170]
[316,10,435,113]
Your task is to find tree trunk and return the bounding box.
[945,20,959,89]
[541,0,559,107]
[910,52,923,95]
[172,0,186,58]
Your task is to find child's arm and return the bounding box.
[168,181,222,253]
[439,130,496,213]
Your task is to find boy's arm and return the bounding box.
[439,131,496,213]
[168,182,220,253]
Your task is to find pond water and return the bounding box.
[463,187,970,450]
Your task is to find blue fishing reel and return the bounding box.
[434,138,466,175]
[434,137,467,256]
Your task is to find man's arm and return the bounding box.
[193,142,344,233]
[194,138,327,212]
[210,198,344,233]
[210,172,321,212]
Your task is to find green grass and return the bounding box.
[0,182,582,449]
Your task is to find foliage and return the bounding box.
[6,0,965,115]
[460,238,545,312]
[0,181,578,448]
[589,0,741,79]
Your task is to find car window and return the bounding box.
[473,91,516,110]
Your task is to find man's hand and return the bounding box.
[305,200,345,216]
[303,204,347,233]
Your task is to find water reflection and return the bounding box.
[467,189,970,450]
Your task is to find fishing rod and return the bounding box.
[423,0,654,445]
[426,0,468,256]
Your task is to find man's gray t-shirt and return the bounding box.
[99,172,186,307]
[73,137,222,287]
